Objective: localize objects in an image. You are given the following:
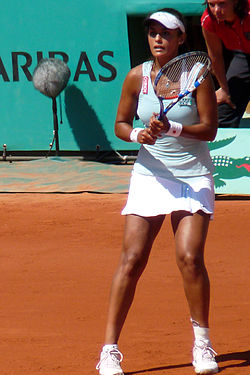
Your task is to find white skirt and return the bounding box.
[121,171,215,218]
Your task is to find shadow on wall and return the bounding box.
[64,84,112,151]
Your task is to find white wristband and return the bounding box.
[129,127,142,143]
[166,120,183,137]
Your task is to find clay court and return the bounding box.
[0,192,249,375]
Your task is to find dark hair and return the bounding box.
[204,0,249,19]
[144,7,186,36]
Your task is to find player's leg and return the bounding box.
[105,213,165,343]
[171,210,210,325]
[96,213,165,375]
[171,210,218,374]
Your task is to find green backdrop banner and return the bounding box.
[0,0,211,153]
[208,129,249,195]
[0,1,249,194]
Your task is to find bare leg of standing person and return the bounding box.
[171,210,218,374]
[96,214,165,375]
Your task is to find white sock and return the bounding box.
[191,319,210,343]
[102,344,118,351]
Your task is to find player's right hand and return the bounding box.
[137,128,157,145]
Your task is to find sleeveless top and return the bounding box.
[133,61,214,179]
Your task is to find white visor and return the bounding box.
[146,11,185,33]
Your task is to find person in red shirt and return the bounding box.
[201,0,250,127]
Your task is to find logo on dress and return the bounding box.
[179,97,192,106]
[142,76,149,94]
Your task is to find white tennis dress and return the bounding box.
[122,61,215,217]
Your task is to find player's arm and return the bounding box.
[176,73,218,141]
[114,66,156,145]
[149,73,218,142]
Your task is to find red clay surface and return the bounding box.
[0,193,249,375]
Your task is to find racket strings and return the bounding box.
[155,54,209,99]
[155,78,180,99]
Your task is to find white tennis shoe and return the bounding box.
[192,339,219,374]
[96,347,124,375]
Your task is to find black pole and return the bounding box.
[52,97,59,156]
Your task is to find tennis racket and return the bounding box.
[154,51,211,120]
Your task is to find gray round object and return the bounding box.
[33,58,71,98]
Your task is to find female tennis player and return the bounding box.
[96,8,218,375]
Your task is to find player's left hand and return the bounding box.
[149,113,170,136]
